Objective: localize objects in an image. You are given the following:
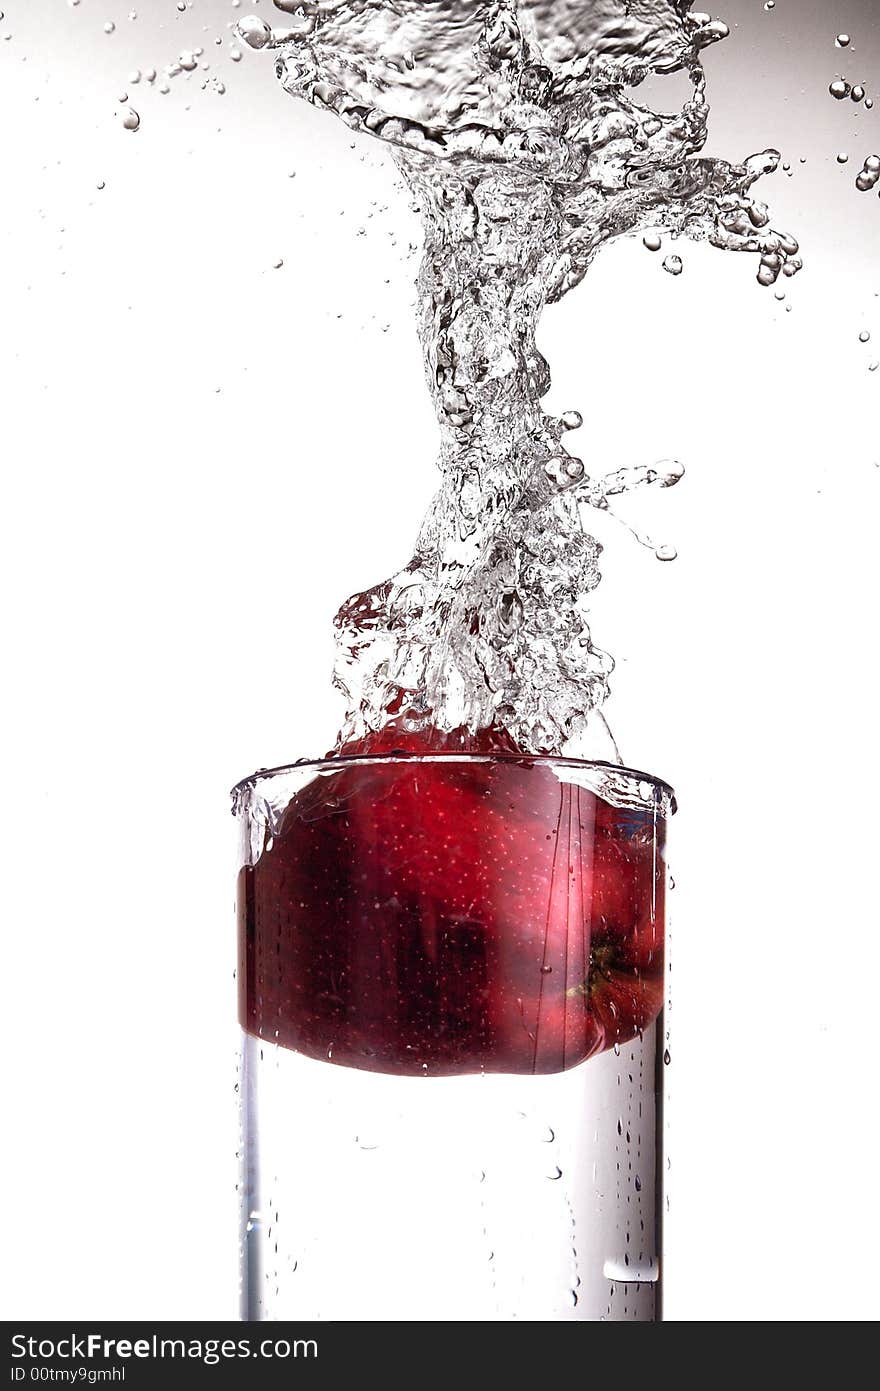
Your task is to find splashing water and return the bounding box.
[241,2,801,758]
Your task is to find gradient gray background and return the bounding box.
[1,2,878,1320]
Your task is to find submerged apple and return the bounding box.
[238,725,666,1076]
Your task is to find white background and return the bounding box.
[1,0,878,1322]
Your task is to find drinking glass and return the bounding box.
[233,752,674,1321]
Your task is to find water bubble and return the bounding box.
[96,180,105,190]
[859,331,871,344]
[547,1166,563,1181]
[179,51,198,72]
[662,254,683,276]
[867,99,875,111]
[851,86,866,104]
[870,361,879,373]
[273,258,284,269]
[837,153,849,165]
[122,108,140,132]
[663,1048,672,1065]
[643,232,662,252]
[836,35,851,49]
[764,1,775,9]
[830,80,851,100]
[103,21,115,35]
[229,47,243,63]
[655,545,678,562]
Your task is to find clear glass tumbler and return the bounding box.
[233,752,673,1321]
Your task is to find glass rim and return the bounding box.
[231,753,676,812]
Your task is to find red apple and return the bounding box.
[239,725,666,1075]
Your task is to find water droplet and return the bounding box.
[866,98,875,110]
[643,232,662,252]
[179,51,198,72]
[836,34,851,49]
[237,15,272,50]
[655,544,678,562]
[103,21,115,35]
[122,108,140,132]
[663,1048,672,1065]
[830,79,851,101]
[764,1,775,10]
[634,1175,642,1192]
[540,964,553,974]
[547,1166,563,1180]
[229,47,243,63]
[273,257,284,269]
[851,86,866,104]
[859,331,871,344]
[96,180,105,190]
[663,254,683,276]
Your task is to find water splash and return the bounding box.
[244,2,801,757]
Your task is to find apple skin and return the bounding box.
[238,727,666,1076]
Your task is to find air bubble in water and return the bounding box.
[860,331,871,344]
[663,255,683,276]
[836,35,851,49]
[851,86,866,104]
[103,20,115,34]
[856,157,880,192]
[643,233,662,252]
[655,545,678,563]
[830,80,851,100]
[122,108,140,131]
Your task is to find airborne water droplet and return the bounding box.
[237,15,272,51]
[836,34,851,49]
[643,232,662,252]
[655,544,678,562]
[122,108,140,131]
[663,1048,672,1065]
[662,254,683,276]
